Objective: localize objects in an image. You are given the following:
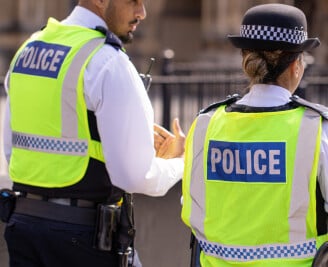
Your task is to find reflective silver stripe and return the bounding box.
[189,107,321,260]
[289,109,321,242]
[190,111,215,240]
[198,237,316,261]
[12,131,88,156]
[61,37,105,138]
[12,38,105,156]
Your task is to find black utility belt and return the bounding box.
[21,193,97,208]
[0,189,99,226]
[15,197,97,226]
[0,189,135,257]
[15,196,125,252]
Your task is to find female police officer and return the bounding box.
[181,3,328,267]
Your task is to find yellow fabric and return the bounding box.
[182,105,326,266]
[181,118,198,228]
[203,107,301,246]
[200,255,314,267]
[9,18,105,187]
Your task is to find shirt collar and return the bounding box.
[61,6,107,30]
[236,84,292,107]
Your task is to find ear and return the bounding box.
[94,0,108,8]
[289,58,301,80]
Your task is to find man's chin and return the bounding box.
[119,32,133,44]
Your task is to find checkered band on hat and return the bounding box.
[240,25,308,44]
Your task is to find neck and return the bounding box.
[78,0,102,18]
[275,70,298,94]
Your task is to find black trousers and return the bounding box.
[4,213,119,267]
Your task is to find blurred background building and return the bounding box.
[0,0,327,74]
[0,0,328,266]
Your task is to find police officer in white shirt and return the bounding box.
[2,1,185,267]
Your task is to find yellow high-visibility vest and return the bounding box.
[8,18,106,188]
[182,103,328,266]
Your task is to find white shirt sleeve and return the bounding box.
[84,46,183,196]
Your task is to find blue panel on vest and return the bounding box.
[207,140,286,183]
[12,41,71,78]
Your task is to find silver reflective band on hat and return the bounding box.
[240,25,308,44]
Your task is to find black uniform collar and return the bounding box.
[95,26,123,51]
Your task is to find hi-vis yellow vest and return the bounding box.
[8,18,106,188]
[181,101,328,267]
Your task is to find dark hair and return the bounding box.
[242,50,301,85]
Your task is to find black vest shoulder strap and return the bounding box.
[290,95,328,120]
[94,26,123,51]
[199,94,241,114]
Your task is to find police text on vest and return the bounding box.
[207,141,286,183]
[13,41,71,78]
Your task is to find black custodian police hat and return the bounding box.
[228,4,320,52]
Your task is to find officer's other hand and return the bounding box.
[154,118,185,159]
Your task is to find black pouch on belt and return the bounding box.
[93,203,121,251]
[0,189,17,223]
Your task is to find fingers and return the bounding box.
[154,123,175,157]
[154,130,165,143]
[154,131,165,154]
[172,118,185,139]
[172,117,185,158]
[154,124,171,157]
[156,135,174,158]
[154,123,174,139]
[153,118,185,159]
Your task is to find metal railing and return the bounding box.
[149,72,248,131]
[148,65,328,132]
[1,65,328,133]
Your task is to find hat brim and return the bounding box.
[227,35,320,52]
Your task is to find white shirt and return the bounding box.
[3,6,183,196]
[237,84,328,211]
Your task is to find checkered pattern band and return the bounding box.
[199,239,316,261]
[240,25,308,44]
[13,132,88,156]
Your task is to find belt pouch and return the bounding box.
[94,203,120,251]
[0,189,17,223]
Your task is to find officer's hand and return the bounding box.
[154,118,185,159]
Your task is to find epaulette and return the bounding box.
[290,95,328,120]
[199,94,241,115]
[95,26,123,51]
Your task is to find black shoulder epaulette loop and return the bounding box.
[95,26,123,51]
[290,95,328,120]
[199,94,241,115]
